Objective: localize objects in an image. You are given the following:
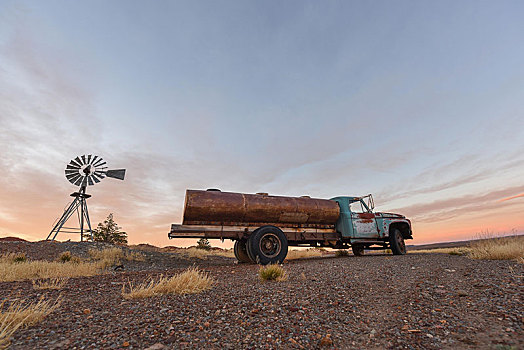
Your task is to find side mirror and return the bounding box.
[367,195,375,211]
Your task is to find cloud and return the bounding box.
[498,193,524,202]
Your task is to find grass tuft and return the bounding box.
[0,297,61,349]
[32,278,69,290]
[258,264,288,282]
[122,267,214,299]
[335,250,349,257]
[182,247,234,260]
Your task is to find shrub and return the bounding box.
[59,251,72,262]
[258,264,288,282]
[0,261,102,282]
[122,267,213,299]
[13,253,27,263]
[196,238,211,250]
[335,250,349,257]
[89,213,127,244]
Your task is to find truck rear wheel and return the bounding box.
[234,240,252,263]
[248,226,288,265]
[352,245,365,256]
[390,228,406,255]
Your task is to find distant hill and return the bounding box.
[0,236,28,242]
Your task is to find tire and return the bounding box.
[352,245,365,256]
[234,240,253,263]
[247,226,288,265]
[390,228,406,255]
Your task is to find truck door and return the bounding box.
[350,200,379,238]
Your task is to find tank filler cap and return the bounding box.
[206,188,221,192]
[256,192,268,196]
[301,195,311,198]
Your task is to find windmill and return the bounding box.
[47,155,126,241]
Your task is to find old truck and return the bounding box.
[168,189,413,264]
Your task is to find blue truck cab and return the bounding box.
[331,195,412,255]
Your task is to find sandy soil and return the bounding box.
[1,242,522,349]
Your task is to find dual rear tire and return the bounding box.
[234,226,288,265]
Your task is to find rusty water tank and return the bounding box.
[182,189,340,225]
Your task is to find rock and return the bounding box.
[457,290,468,297]
[122,341,130,347]
[320,334,333,347]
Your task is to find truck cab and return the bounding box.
[331,194,412,255]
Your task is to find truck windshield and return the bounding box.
[350,200,366,213]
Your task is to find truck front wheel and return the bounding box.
[390,229,406,255]
[234,240,253,263]
[248,226,288,265]
[352,245,365,256]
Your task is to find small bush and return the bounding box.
[13,253,27,263]
[196,238,211,250]
[258,264,288,282]
[335,250,349,257]
[58,251,72,262]
[122,267,213,299]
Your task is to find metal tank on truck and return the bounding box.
[169,189,413,264]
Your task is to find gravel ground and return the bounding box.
[1,243,522,349]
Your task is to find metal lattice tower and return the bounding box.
[47,155,126,241]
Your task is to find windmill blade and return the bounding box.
[105,169,126,180]
[87,176,94,186]
[91,173,101,183]
[73,157,83,167]
[94,170,106,178]
[91,155,99,166]
[93,158,106,167]
[66,174,82,184]
[65,170,80,177]
[74,176,85,186]
[66,165,80,171]
[87,154,92,164]
[81,155,87,165]
[67,161,81,169]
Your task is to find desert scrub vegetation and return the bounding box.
[285,248,324,261]
[412,247,470,255]
[0,296,61,349]
[122,267,213,299]
[181,247,234,260]
[258,264,288,282]
[0,260,102,282]
[32,278,69,290]
[468,235,524,261]
[335,249,349,257]
[88,247,145,268]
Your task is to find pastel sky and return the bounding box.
[1,0,523,247]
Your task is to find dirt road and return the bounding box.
[2,246,522,349]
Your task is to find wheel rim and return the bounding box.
[258,233,281,258]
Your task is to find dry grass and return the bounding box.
[0,253,27,264]
[181,247,234,260]
[32,278,69,290]
[412,247,470,255]
[285,248,324,261]
[0,297,61,349]
[258,264,288,282]
[411,235,524,262]
[335,249,350,257]
[88,247,145,268]
[122,267,214,299]
[468,235,524,261]
[0,260,102,282]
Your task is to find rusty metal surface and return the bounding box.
[182,190,340,226]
